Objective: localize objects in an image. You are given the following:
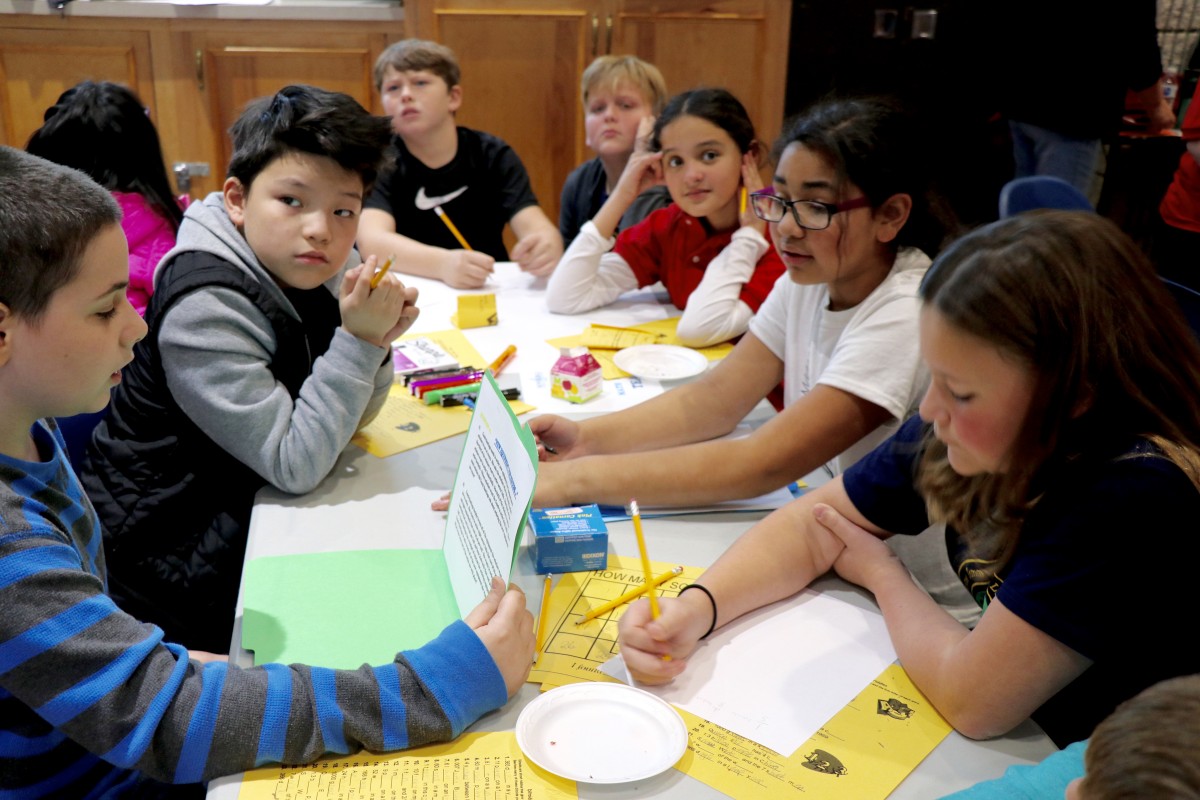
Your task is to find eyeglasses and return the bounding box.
[750,190,872,231]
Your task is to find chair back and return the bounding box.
[998,176,1094,218]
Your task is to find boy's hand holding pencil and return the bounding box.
[341,254,420,347]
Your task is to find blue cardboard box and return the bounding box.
[528,504,609,574]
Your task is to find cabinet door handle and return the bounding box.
[605,13,613,53]
[591,14,599,58]
[195,49,205,91]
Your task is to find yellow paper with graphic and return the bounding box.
[236,731,576,800]
[548,318,736,379]
[353,329,533,457]
[676,663,951,799]
[451,292,498,328]
[528,555,705,689]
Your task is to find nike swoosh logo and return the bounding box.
[414,185,468,211]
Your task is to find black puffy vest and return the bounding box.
[81,251,339,651]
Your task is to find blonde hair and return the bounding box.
[374,39,460,92]
[580,55,667,114]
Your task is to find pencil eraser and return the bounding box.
[528,504,608,574]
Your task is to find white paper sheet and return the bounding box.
[443,374,539,617]
[603,589,897,755]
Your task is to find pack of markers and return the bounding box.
[401,363,521,408]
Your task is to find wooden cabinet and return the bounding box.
[154,24,400,197]
[0,23,156,150]
[1,13,404,198]
[408,0,791,223]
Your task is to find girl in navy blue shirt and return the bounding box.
[618,211,1200,747]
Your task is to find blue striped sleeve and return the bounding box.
[0,595,116,673]
[101,641,190,768]
[37,628,162,726]
[400,621,506,738]
[255,663,293,767]
[311,668,348,754]
[0,544,80,591]
[172,661,228,784]
[373,664,408,751]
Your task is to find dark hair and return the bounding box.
[772,95,956,257]
[0,146,121,323]
[649,88,756,156]
[1082,675,1200,799]
[373,39,461,92]
[917,211,1200,555]
[26,81,182,231]
[227,85,392,192]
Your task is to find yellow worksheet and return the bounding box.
[236,732,576,800]
[547,318,736,380]
[353,329,533,458]
[528,555,706,689]
[676,663,951,799]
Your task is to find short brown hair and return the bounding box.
[580,55,667,115]
[1080,675,1200,799]
[0,146,120,323]
[374,39,461,92]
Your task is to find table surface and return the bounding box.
[207,267,1057,799]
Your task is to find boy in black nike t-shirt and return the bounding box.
[358,39,563,288]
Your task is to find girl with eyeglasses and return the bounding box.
[618,211,1200,749]
[546,87,785,348]
[532,98,965,613]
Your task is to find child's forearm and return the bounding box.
[544,223,637,313]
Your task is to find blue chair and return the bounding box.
[998,176,1094,218]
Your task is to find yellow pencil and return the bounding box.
[369,253,395,289]
[574,566,683,625]
[535,574,552,662]
[629,500,660,620]
[739,186,748,216]
[434,205,472,251]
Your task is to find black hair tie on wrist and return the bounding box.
[679,584,717,640]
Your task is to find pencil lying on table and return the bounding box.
[574,566,683,625]
[369,253,396,289]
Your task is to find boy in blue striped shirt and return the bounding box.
[0,146,533,797]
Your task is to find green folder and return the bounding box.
[242,549,461,669]
[241,373,537,669]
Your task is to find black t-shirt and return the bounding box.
[365,127,538,260]
[843,415,1200,747]
[558,157,671,246]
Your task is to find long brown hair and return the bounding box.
[917,211,1200,556]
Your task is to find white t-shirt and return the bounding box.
[749,246,932,476]
[749,247,980,626]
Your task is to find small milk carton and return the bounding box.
[550,346,603,403]
[528,504,609,574]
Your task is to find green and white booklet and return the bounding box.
[242,373,538,668]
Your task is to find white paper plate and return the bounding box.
[613,344,708,381]
[515,682,688,783]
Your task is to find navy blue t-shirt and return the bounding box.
[844,415,1200,747]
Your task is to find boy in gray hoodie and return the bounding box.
[83,85,419,652]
